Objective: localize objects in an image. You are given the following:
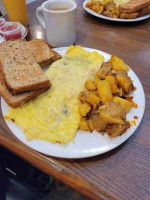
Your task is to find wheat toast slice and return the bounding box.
[28,39,61,68]
[0,69,50,108]
[0,40,50,94]
[119,0,150,13]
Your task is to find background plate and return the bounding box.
[83,0,150,22]
[1,47,145,159]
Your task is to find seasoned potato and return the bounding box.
[78,91,100,109]
[97,80,113,103]
[94,76,101,86]
[79,118,90,131]
[105,75,118,94]
[87,119,94,132]
[99,101,125,124]
[113,96,132,113]
[89,110,107,132]
[120,12,139,19]
[97,6,104,14]
[97,62,112,80]
[85,79,96,91]
[116,75,134,94]
[78,103,91,117]
[111,55,129,72]
[101,0,113,6]
[86,1,93,8]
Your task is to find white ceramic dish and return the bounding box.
[1,47,145,159]
[83,0,150,22]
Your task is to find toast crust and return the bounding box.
[139,4,150,15]
[0,67,50,108]
[28,39,61,68]
[119,0,150,13]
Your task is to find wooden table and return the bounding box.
[0,1,150,199]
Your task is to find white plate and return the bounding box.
[1,47,145,159]
[83,0,150,22]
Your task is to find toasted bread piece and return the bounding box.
[119,0,150,13]
[0,40,50,94]
[28,39,61,68]
[120,12,139,19]
[0,68,50,108]
[139,4,150,15]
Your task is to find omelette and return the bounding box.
[5,46,104,144]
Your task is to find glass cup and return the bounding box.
[2,0,28,26]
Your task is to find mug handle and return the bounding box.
[36,7,46,29]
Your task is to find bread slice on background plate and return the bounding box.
[28,39,61,68]
[119,0,150,13]
[0,40,50,94]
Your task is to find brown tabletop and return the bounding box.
[1,0,150,200]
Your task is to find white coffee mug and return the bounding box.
[36,0,77,47]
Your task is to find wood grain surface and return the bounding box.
[1,0,150,200]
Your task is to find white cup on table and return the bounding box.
[36,0,77,47]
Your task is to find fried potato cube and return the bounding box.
[89,110,107,132]
[86,1,93,8]
[113,96,132,113]
[105,75,118,94]
[96,62,112,80]
[92,5,99,12]
[116,75,134,94]
[79,118,90,131]
[85,79,96,91]
[94,76,101,86]
[97,80,113,103]
[111,55,129,72]
[120,12,139,19]
[97,5,104,14]
[101,0,113,6]
[99,101,125,125]
[78,103,91,117]
[78,91,100,109]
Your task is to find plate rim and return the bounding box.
[83,0,150,22]
[1,46,145,159]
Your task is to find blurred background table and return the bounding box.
[0,0,150,200]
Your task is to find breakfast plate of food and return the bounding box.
[83,0,150,22]
[0,39,145,158]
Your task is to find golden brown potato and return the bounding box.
[85,79,96,91]
[111,55,129,72]
[78,103,91,117]
[97,6,104,14]
[106,121,130,137]
[105,75,118,94]
[86,1,93,8]
[78,91,100,109]
[96,62,112,80]
[79,118,90,131]
[99,101,125,125]
[116,75,134,94]
[97,80,113,103]
[101,0,113,6]
[120,12,139,19]
[113,96,132,113]
[103,11,113,18]
[89,110,107,132]
[87,119,94,132]
[94,76,101,86]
